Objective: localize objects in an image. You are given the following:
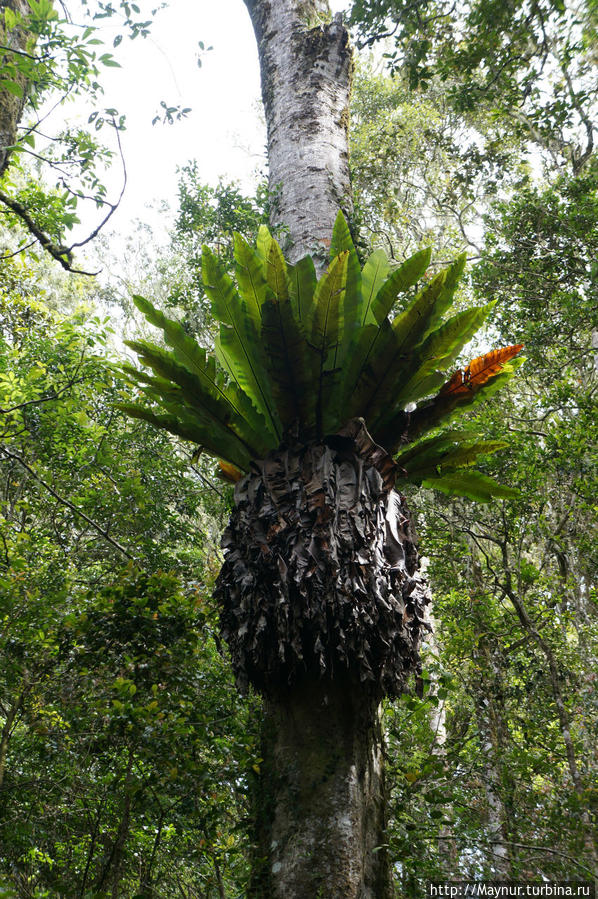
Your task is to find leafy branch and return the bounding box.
[0,117,127,274]
[0,447,135,560]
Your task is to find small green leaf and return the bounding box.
[0,80,24,98]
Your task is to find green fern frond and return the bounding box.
[421,470,520,503]
[202,245,281,439]
[121,217,523,503]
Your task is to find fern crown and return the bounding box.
[120,213,523,502]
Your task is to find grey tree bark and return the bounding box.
[424,598,458,870]
[243,0,353,268]
[472,646,512,878]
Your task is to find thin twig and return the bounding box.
[0,378,85,415]
[0,240,36,259]
[68,118,127,252]
[0,44,43,61]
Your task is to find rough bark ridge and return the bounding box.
[216,420,429,699]
[0,0,33,178]
[243,0,353,265]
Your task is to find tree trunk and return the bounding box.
[231,3,424,895]
[250,677,392,898]
[472,655,511,878]
[469,562,512,877]
[503,580,598,865]
[0,0,35,178]
[243,0,353,266]
[424,599,458,871]
[495,534,598,868]
[0,676,29,790]
[94,747,135,897]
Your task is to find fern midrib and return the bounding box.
[360,255,386,326]
[315,270,343,437]
[276,298,302,426]
[215,282,281,442]
[134,347,262,458]
[171,337,261,436]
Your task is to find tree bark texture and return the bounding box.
[243,0,353,266]
[472,651,511,878]
[250,678,392,898]
[424,601,458,870]
[0,682,26,790]
[0,0,34,178]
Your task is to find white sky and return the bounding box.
[61,0,347,244]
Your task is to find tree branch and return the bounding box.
[0,118,127,274]
[0,378,85,415]
[0,189,98,275]
[0,239,36,259]
[68,118,127,252]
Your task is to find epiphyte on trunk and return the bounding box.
[216,419,430,697]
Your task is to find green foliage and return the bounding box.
[0,255,255,897]
[475,171,598,383]
[123,212,521,500]
[0,1,172,262]
[349,0,596,172]
[0,565,257,896]
[384,163,598,888]
[348,62,520,264]
[1,20,595,895]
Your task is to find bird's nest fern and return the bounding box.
[119,212,523,503]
